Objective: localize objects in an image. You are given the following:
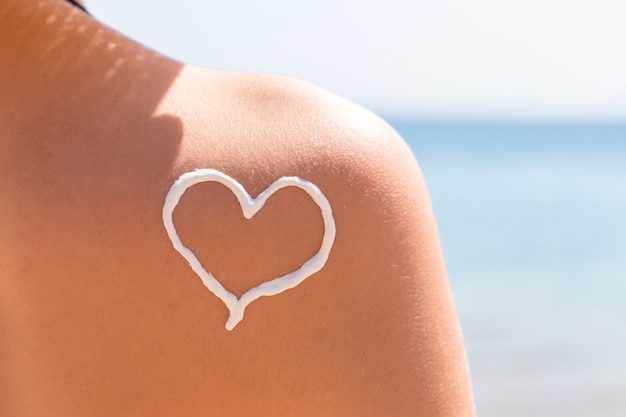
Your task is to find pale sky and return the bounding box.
[88,0,626,121]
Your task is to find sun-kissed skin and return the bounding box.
[0,1,475,416]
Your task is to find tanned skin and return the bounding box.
[0,1,475,416]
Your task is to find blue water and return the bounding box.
[391,121,626,417]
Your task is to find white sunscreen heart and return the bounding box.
[162,169,336,331]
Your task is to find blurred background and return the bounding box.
[88,1,626,415]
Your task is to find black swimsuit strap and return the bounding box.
[65,0,89,14]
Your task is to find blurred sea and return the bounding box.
[391,121,626,417]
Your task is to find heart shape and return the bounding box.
[162,169,336,331]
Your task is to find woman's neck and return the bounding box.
[0,0,182,134]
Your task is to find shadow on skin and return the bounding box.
[0,1,185,414]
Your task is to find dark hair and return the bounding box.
[65,0,89,14]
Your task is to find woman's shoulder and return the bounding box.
[0,63,474,416]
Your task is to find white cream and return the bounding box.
[162,169,336,331]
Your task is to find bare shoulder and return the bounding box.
[157,67,476,416]
[1,65,474,416]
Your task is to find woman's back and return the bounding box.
[0,1,474,415]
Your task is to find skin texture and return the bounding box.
[0,1,475,416]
